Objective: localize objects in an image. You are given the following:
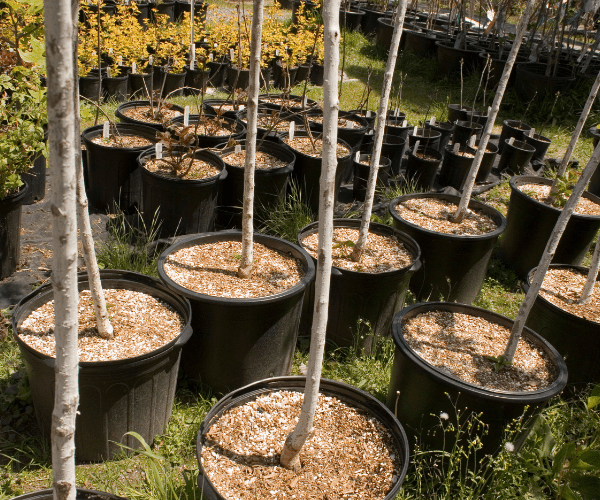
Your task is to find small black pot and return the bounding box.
[498,119,532,152]
[311,62,324,86]
[309,111,369,153]
[138,147,227,237]
[362,134,406,177]
[523,132,552,162]
[161,69,187,97]
[272,60,298,88]
[389,193,506,303]
[0,184,28,280]
[452,119,482,146]
[360,6,388,34]
[496,175,600,279]
[474,139,499,183]
[196,377,410,500]
[157,232,315,395]
[352,154,391,201]
[405,146,443,191]
[206,60,229,88]
[12,270,193,462]
[424,120,454,154]
[102,74,129,102]
[447,104,474,123]
[115,100,185,131]
[438,144,477,190]
[404,29,439,57]
[228,65,271,90]
[295,63,311,83]
[127,72,153,99]
[79,74,101,101]
[184,66,210,95]
[498,139,536,175]
[387,302,568,456]
[408,127,441,151]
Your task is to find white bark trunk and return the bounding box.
[578,232,600,304]
[351,0,407,262]
[504,142,600,362]
[280,0,341,472]
[238,0,265,279]
[451,0,536,223]
[45,0,79,498]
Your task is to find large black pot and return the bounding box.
[12,270,193,462]
[438,144,476,190]
[447,104,474,123]
[151,0,176,22]
[0,184,28,280]
[168,115,246,148]
[404,29,439,57]
[81,123,158,213]
[360,6,388,34]
[352,154,391,201]
[525,264,600,389]
[498,119,532,153]
[498,139,536,175]
[389,193,507,303]
[115,100,185,131]
[424,120,453,154]
[405,146,443,191]
[196,376,410,500]
[11,489,127,500]
[157,232,315,395]
[138,147,227,237]
[298,219,421,348]
[340,8,365,31]
[515,62,576,102]
[496,176,600,279]
[375,17,397,51]
[102,74,129,102]
[436,41,481,77]
[387,302,568,455]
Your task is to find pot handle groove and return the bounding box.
[410,258,422,273]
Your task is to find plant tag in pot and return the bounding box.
[529,127,536,138]
[131,62,137,74]
[468,135,476,147]
[347,120,354,129]
[155,142,163,160]
[108,48,113,56]
[355,151,360,162]
[214,43,218,48]
[117,55,123,66]
[190,45,195,67]
[414,140,420,152]
[413,126,418,135]
[103,121,110,139]
[289,121,295,140]
[453,142,460,153]
[106,67,111,78]
[430,116,436,125]
[508,137,515,146]
[235,144,242,154]
[149,55,153,65]
[366,110,372,118]
[184,106,190,126]
[230,48,235,60]
[402,119,407,127]
[276,49,280,56]
[209,53,214,62]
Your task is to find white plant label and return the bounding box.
[149,55,153,65]
[131,62,137,74]
[394,107,400,116]
[276,49,280,56]
[230,48,235,60]
[530,128,536,137]
[508,137,515,146]
[106,67,111,78]
[347,120,354,129]
[355,151,360,162]
[413,126,418,135]
[366,110,372,118]
[108,48,113,56]
[453,142,460,153]
[190,45,195,70]
[468,135,476,147]
[184,106,190,126]
[214,43,218,48]
[117,56,123,66]
[155,143,163,160]
[209,53,214,62]
[103,121,110,139]
[430,116,436,125]
[414,140,420,152]
[289,121,295,140]
[303,96,308,107]
[402,119,407,127]
[235,144,242,154]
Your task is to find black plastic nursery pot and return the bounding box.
[589,124,600,149]
[405,146,443,191]
[376,17,396,51]
[403,29,439,58]
[298,219,421,348]
[157,232,315,395]
[407,127,441,151]
[497,176,600,280]
[115,100,185,131]
[218,140,295,227]
[308,111,369,153]
[515,62,576,102]
[360,6,388,34]
[362,134,406,177]
[168,114,246,148]
[386,302,568,455]
[389,193,507,304]
[498,118,531,152]
[102,74,129,102]
[438,144,476,190]
[127,72,153,99]
[352,154,391,202]
[21,147,47,205]
[79,75,101,101]
[497,139,536,175]
[424,120,454,154]
[349,108,376,131]
[206,60,229,88]
[228,66,271,90]
[436,41,482,77]
[138,147,227,237]
[81,123,158,213]
[523,132,552,163]
[184,67,210,95]
[152,0,176,22]
[0,184,28,280]
[451,120,482,146]
[202,98,245,119]
[161,70,187,97]
[524,264,600,389]
[340,8,365,31]
[196,376,410,500]
[258,93,320,114]
[474,139,499,183]
[11,489,128,500]
[447,104,474,124]
[11,270,193,462]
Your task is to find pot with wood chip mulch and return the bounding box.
[11,488,128,500]
[157,231,315,395]
[115,100,185,131]
[196,376,410,500]
[387,302,567,456]
[11,270,193,462]
[496,176,600,280]
[524,264,600,390]
[389,193,506,304]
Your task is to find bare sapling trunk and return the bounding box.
[280,0,342,472]
[351,0,407,263]
[579,233,600,304]
[45,0,79,498]
[503,142,600,363]
[450,0,536,223]
[237,0,265,279]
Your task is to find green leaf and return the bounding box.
[569,473,600,500]
[553,442,577,475]
[575,450,600,471]
[587,385,600,410]
[333,240,355,249]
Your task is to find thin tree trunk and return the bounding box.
[503,142,600,362]
[280,0,341,472]
[351,0,407,262]
[579,234,600,304]
[45,0,79,498]
[238,0,265,278]
[451,0,536,223]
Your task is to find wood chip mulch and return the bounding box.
[142,157,220,180]
[283,137,350,158]
[538,267,600,323]
[395,197,498,235]
[518,183,600,215]
[163,241,305,298]
[119,105,182,125]
[171,120,236,137]
[301,227,414,273]
[414,152,438,161]
[403,311,558,392]
[18,289,184,362]
[201,390,402,500]
[222,151,287,170]
[91,134,153,148]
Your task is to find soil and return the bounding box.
[222,150,287,169]
[163,240,305,298]
[518,183,600,216]
[301,227,414,273]
[119,105,182,125]
[403,310,558,392]
[255,115,296,132]
[283,137,350,158]
[201,390,402,500]
[90,134,153,148]
[453,150,475,158]
[537,267,600,323]
[414,152,438,161]
[18,288,184,361]
[142,157,221,180]
[171,119,236,137]
[394,197,498,235]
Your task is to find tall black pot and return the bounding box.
[352,154,391,201]
[127,72,153,99]
[424,120,454,154]
[405,146,443,191]
[102,74,129,102]
[79,75,101,101]
[452,119,482,146]
[407,127,441,151]
[361,133,406,177]
[447,104,474,123]
[157,232,315,395]
[474,139,499,183]
[389,193,507,303]
[184,66,210,95]
[515,62,576,102]
[11,270,193,462]
[498,138,536,175]
[340,8,365,31]
[438,144,476,190]
[161,69,187,97]
[206,60,229,88]
[523,132,552,162]
[0,184,28,280]
[404,29,439,57]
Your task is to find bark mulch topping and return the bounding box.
[142,157,221,180]
[518,183,600,216]
[222,150,287,170]
[120,105,182,125]
[284,137,350,158]
[91,135,153,148]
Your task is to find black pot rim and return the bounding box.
[10,488,128,500]
[138,147,226,184]
[157,230,316,305]
[510,175,600,220]
[408,146,443,161]
[525,133,551,144]
[408,128,442,139]
[1,181,29,206]
[435,40,482,54]
[503,138,536,152]
[115,100,185,127]
[11,269,193,368]
[503,118,531,131]
[392,301,568,401]
[195,375,410,500]
[280,131,353,161]
[388,192,507,241]
[167,115,246,138]
[425,120,454,131]
[81,123,158,151]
